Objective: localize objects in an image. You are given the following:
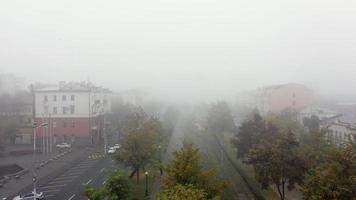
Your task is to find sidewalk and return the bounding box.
[150,175,162,200]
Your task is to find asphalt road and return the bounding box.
[7,151,118,200]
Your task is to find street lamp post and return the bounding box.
[158,145,163,176]
[32,122,37,200]
[103,112,107,154]
[49,114,52,153]
[40,122,48,154]
[145,171,149,197]
[31,85,37,200]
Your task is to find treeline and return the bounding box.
[232,111,356,200]
[84,100,356,200]
[192,102,355,200]
[84,100,180,200]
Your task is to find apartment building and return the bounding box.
[34,82,111,145]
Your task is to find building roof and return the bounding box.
[34,81,111,93]
[262,83,309,91]
[338,114,356,125]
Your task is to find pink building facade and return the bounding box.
[255,83,313,114]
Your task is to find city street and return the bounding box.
[2,147,118,200]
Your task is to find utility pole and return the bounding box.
[41,122,48,154]
[46,117,49,154]
[31,84,37,200]
[102,92,108,155]
[103,108,107,155]
[42,114,45,154]
[49,114,52,153]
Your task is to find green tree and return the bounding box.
[84,171,130,200]
[265,109,304,135]
[1,122,19,144]
[207,102,235,134]
[158,184,207,200]
[105,171,131,200]
[298,128,335,169]
[302,145,356,200]
[247,131,306,200]
[302,115,320,131]
[117,117,162,183]
[84,187,106,200]
[232,113,278,159]
[162,143,227,199]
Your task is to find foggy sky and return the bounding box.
[1,0,356,101]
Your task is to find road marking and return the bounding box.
[77,162,94,166]
[58,175,79,179]
[67,169,85,173]
[41,184,66,189]
[66,172,82,176]
[100,168,105,173]
[85,179,92,185]
[54,176,78,181]
[68,194,76,200]
[75,164,93,168]
[49,179,73,184]
[42,189,60,193]
[71,166,90,170]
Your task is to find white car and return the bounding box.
[112,144,121,149]
[108,147,116,154]
[13,192,44,200]
[56,142,71,148]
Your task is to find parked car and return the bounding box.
[108,147,116,154]
[112,144,121,149]
[12,192,44,200]
[56,142,71,148]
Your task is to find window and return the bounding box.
[71,95,75,101]
[53,95,57,101]
[53,107,57,114]
[62,120,67,128]
[63,107,67,114]
[70,105,75,114]
[62,95,66,101]
[71,120,75,128]
[44,95,48,102]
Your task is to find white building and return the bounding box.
[34,81,111,145]
[325,115,356,146]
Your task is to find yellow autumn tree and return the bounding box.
[161,143,227,199]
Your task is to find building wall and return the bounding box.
[34,117,91,137]
[327,124,355,146]
[34,88,111,146]
[35,92,90,118]
[35,91,111,118]
[268,84,313,113]
[255,83,313,114]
